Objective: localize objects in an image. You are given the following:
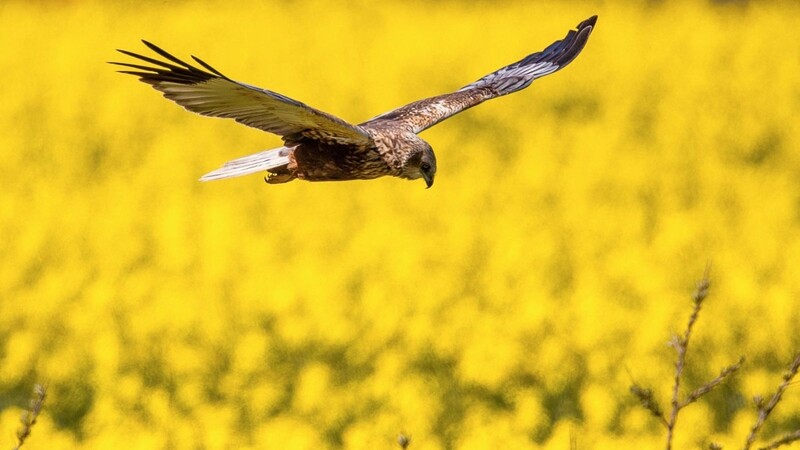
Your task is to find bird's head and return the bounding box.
[400,135,437,188]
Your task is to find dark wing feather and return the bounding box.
[111,40,373,147]
[363,15,597,134]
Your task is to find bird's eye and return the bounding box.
[421,162,431,172]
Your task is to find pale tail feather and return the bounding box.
[199,146,291,181]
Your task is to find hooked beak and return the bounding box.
[422,172,434,189]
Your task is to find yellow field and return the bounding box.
[1,1,799,449]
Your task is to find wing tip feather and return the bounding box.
[113,41,220,86]
[579,15,598,30]
[191,55,227,78]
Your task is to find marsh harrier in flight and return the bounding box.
[113,15,596,188]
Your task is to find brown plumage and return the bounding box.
[111,15,597,188]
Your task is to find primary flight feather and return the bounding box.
[111,15,597,188]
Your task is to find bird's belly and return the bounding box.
[292,143,390,182]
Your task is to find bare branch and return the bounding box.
[758,429,800,450]
[12,384,47,450]
[682,357,744,407]
[630,384,669,428]
[666,273,711,450]
[744,352,800,450]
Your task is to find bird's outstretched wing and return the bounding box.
[363,15,597,134]
[111,41,374,147]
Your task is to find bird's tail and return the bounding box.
[199,146,292,182]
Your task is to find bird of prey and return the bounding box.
[112,15,596,188]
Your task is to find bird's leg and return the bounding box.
[264,172,295,184]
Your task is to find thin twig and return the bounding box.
[682,357,744,407]
[12,384,47,450]
[744,353,800,449]
[630,384,669,428]
[758,429,800,450]
[665,273,710,450]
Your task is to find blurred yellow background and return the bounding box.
[1,1,799,449]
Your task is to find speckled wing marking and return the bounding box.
[364,15,597,134]
[111,41,374,148]
[362,89,493,134]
